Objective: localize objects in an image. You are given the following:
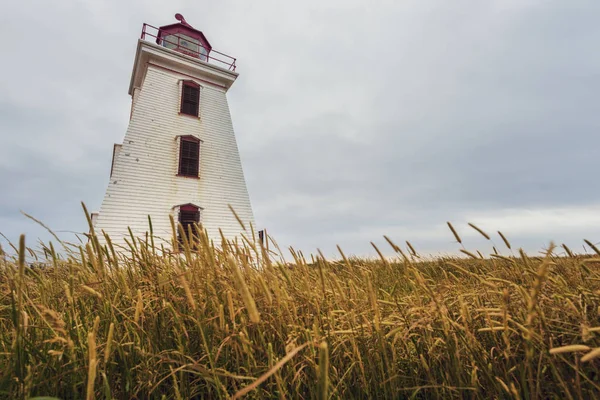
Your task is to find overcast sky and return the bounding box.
[1,0,599,259]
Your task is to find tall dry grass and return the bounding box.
[1,208,600,399]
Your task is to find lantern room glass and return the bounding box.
[161,33,208,61]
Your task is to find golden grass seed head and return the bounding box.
[460,249,479,260]
[85,358,98,400]
[406,241,418,257]
[81,285,103,299]
[318,341,329,400]
[104,323,114,364]
[581,347,600,362]
[447,222,462,244]
[498,231,511,250]
[468,223,491,240]
[226,290,236,324]
[584,239,600,256]
[134,289,143,324]
[549,345,591,354]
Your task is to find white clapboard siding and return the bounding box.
[94,40,255,250]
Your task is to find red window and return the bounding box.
[180,81,200,116]
[178,204,200,246]
[178,136,200,177]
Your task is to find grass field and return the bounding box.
[2,207,600,399]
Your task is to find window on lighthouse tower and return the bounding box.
[180,81,200,116]
[178,136,200,177]
[178,204,200,247]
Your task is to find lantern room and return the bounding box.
[155,14,212,61]
[140,14,237,71]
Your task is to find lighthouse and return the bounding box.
[93,14,255,251]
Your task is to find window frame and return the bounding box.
[177,135,201,178]
[179,80,200,117]
[177,204,201,248]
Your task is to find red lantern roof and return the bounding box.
[156,14,212,54]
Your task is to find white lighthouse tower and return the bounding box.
[93,14,255,251]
